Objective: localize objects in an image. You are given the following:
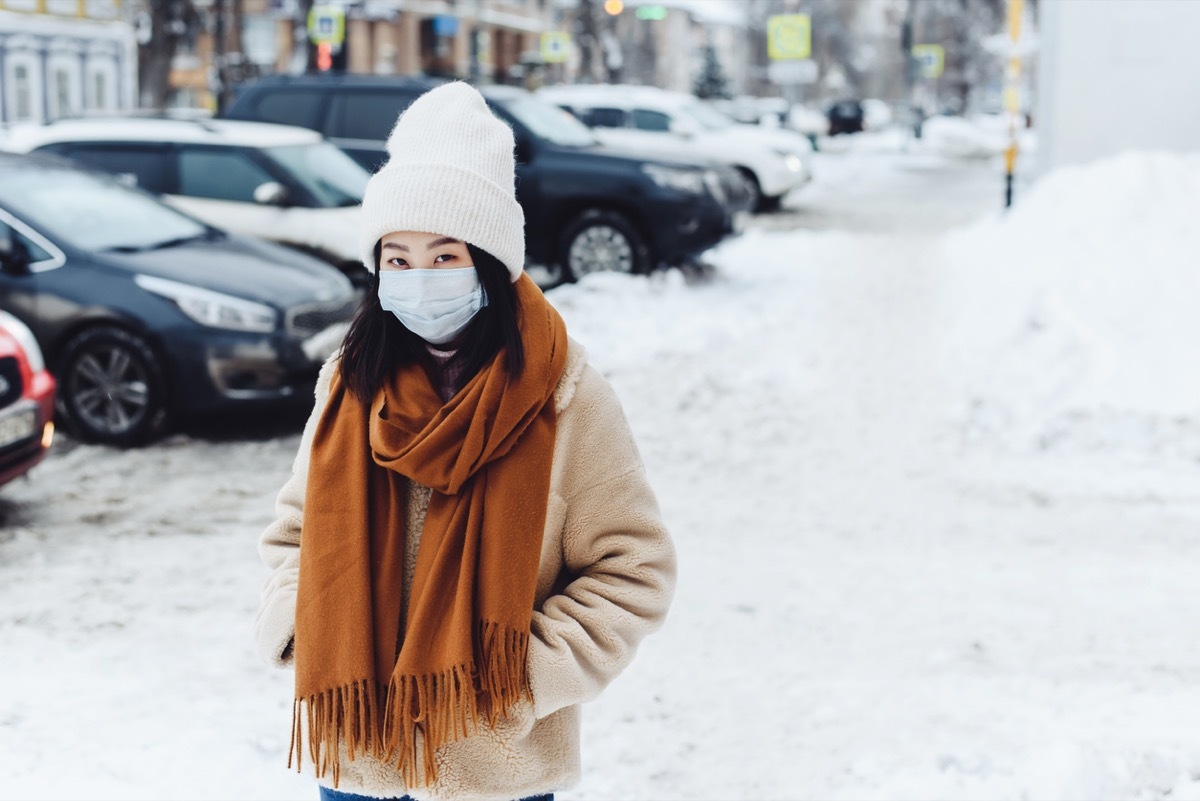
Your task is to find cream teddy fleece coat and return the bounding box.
[255,339,676,801]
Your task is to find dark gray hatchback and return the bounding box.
[0,152,357,446]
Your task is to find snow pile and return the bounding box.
[944,150,1200,458]
[922,115,1010,159]
[819,114,1033,162]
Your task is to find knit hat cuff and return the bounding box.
[359,163,526,281]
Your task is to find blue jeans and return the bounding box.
[318,787,553,801]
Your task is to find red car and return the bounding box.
[0,310,56,488]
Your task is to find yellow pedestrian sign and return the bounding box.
[768,14,811,61]
[307,4,345,48]
[540,32,571,64]
[912,44,944,79]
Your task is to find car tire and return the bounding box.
[559,209,652,282]
[56,325,170,447]
[736,168,767,213]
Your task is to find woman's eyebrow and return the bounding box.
[426,237,462,250]
[382,242,409,252]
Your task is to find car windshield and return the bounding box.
[682,101,735,131]
[0,165,208,252]
[263,141,369,207]
[495,94,597,147]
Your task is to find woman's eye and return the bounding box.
[434,254,453,263]
[389,258,407,267]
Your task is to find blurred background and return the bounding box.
[3,1,1200,800]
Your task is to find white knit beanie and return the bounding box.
[358,81,525,281]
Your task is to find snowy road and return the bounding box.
[3,143,1199,801]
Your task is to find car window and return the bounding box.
[178,148,276,203]
[0,167,206,252]
[329,91,416,141]
[246,89,325,130]
[581,107,627,129]
[56,144,173,193]
[263,142,367,207]
[492,94,596,147]
[0,218,52,264]
[631,109,671,132]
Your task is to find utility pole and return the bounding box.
[1003,0,1025,208]
[212,0,226,113]
[902,0,922,138]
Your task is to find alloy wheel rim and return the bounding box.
[69,344,150,435]
[569,225,634,277]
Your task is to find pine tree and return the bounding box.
[693,44,732,100]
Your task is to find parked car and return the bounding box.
[224,74,741,281]
[0,116,371,286]
[0,151,357,446]
[827,99,866,135]
[0,309,56,488]
[537,83,813,212]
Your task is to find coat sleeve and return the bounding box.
[526,366,677,719]
[253,356,338,668]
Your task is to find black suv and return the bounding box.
[225,74,740,281]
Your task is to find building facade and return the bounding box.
[0,0,137,123]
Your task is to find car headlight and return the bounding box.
[0,309,46,373]
[642,164,708,195]
[772,150,804,173]
[135,274,277,333]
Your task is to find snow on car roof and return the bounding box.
[537,84,697,111]
[0,116,322,153]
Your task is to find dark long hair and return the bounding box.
[340,243,524,401]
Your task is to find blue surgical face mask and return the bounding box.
[377,266,487,346]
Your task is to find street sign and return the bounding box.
[636,4,667,20]
[432,15,459,37]
[768,59,817,85]
[768,14,811,60]
[912,44,944,78]
[540,31,571,64]
[307,4,345,48]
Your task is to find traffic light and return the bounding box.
[603,0,624,15]
[316,41,333,71]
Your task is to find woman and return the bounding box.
[255,81,676,801]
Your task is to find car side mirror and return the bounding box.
[253,181,290,206]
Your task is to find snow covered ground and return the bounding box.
[3,145,1200,801]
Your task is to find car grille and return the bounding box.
[0,357,23,410]
[286,295,358,338]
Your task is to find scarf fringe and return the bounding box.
[290,623,531,788]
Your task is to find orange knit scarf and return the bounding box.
[291,274,568,787]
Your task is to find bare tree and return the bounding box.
[137,0,200,109]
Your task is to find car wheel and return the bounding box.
[736,168,766,213]
[57,325,170,447]
[559,209,652,282]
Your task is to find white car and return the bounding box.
[0,116,369,284]
[538,83,813,212]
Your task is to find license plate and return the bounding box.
[0,407,35,449]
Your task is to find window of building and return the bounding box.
[12,64,34,121]
[51,67,72,119]
[178,148,275,202]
